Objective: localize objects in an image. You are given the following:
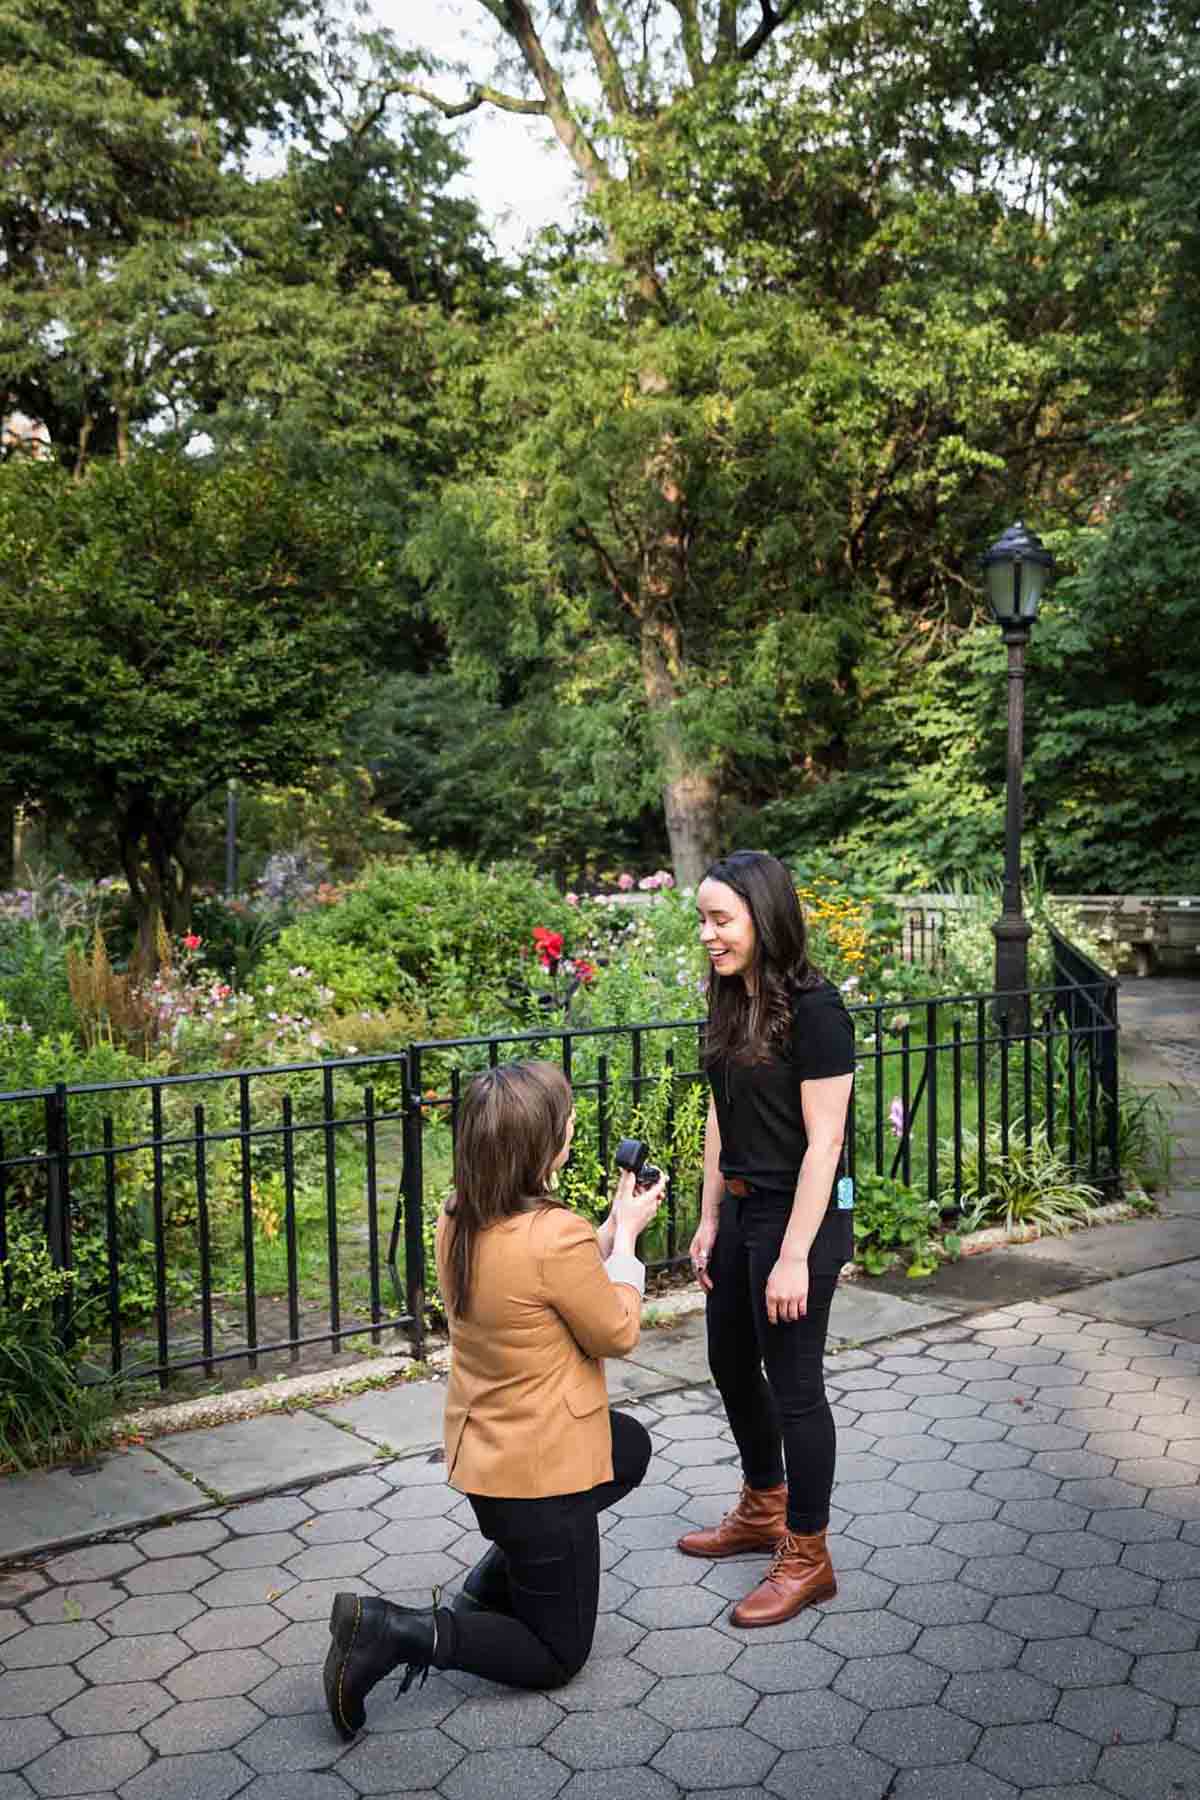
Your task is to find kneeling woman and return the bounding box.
[325,1060,662,1736]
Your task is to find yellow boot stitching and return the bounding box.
[335,1595,363,1736]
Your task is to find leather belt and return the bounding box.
[725,1178,753,1198]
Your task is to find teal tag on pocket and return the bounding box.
[836,1177,854,1210]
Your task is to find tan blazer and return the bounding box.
[434,1204,642,1499]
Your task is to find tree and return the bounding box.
[391,2,1182,884]
[0,450,395,958]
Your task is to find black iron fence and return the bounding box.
[0,956,1119,1389]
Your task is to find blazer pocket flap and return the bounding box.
[564,1375,606,1418]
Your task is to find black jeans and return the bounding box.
[706,1189,846,1533]
[436,1407,651,1690]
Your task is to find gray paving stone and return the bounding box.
[269,1577,370,1624]
[223,1496,314,1534]
[763,1745,894,1800]
[23,1732,150,1796]
[933,1522,1029,1558]
[910,1491,1001,1525]
[888,1769,1018,1800]
[439,1693,562,1751]
[861,1432,950,1463]
[296,1509,387,1548]
[607,1513,692,1549]
[642,1674,756,1730]
[865,1545,963,1585]
[97,1594,203,1636]
[1091,1606,1198,1653]
[1019,1637,1133,1688]
[1130,1646,1200,1702]
[50,1682,170,1737]
[745,1688,864,1749]
[1093,1741,1200,1800]
[611,1547,703,1589]
[996,1499,1090,1534]
[76,1633,190,1685]
[2,1619,105,1670]
[1054,1682,1174,1742]
[855,1703,980,1765]
[619,1584,726,1628]
[122,1553,223,1595]
[588,1613,645,1659]
[632,1625,740,1677]
[809,1609,918,1658]
[833,1481,910,1514]
[1116,1455,1198,1486]
[20,1583,124,1625]
[351,1669,461,1735]
[234,1780,355,1800]
[893,1460,976,1491]
[940,1668,1057,1725]
[1085,1506,1180,1542]
[812,1570,897,1613]
[0,1778,35,1800]
[144,1694,264,1754]
[988,1593,1094,1638]
[887,1584,992,1627]
[193,1566,297,1609]
[1025,1531,1121,1571]
[1056,1565,1159,1609]
[121,1751,251,1800]
[238,1712,351,1774]
[976,1468,1060,1501]
[1008,1424,1089,1452]
[0,1671,82,1720]
[0,1718,60,1774]
[264,1619,331,1666]
[439,1745,567,1800]
[729,1641,841,1693]
[912,1623,1022,1671]
[608,1483,687,1516]
[42,1546,143,1584]
[133,1520,229,1558]
[163,1646,277,1702]
[555,1773,679,1800]
[972,1721,1098,1787]
[542,1707,668,1768]
[1160,1577,1200,1620]
[1122,1537,1200,1578]
[1085,1429,1169,1459]
[1030,1450,1116,1480]
[1059,1476,1150,1510]
[652,1724,778,1791]
[844,1513,938,1547]
[210,1531,310,1568]
[179,1604,286,1651]
[961,1555,1060,1598]
[832,1649,948,1708]
[552,1657,656,1712]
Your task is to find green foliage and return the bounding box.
[1114,1084,1173,1196]
[0,1238,123,1473]
[851,1172,942,1279]
[948,1124,1102,1236]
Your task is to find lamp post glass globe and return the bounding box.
[981,520,1053,630]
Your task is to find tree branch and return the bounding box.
[667,0,708,82]
[571,522,639,617]
[472,0,611,192]
[716,0,738,62]
[353,79,547,138]
[578,0,633,114]
[738,0,802,63]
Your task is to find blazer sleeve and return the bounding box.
[534,1208,642,1360]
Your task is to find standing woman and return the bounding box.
[325,1060,663,1737]
[678,851,856,1627]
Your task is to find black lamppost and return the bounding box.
[981,521,1054,1029]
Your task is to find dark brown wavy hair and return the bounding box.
[700,850,821,1066]
[442,1060,573,1320]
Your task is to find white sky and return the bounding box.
[371,0,581,254]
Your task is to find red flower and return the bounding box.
[183,933,202,951]
[572,958,597,985]
[532,926,564,969]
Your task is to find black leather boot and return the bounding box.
[454,1544,511,1615]
[324,1592,440,1741]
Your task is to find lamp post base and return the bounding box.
[993,912,1033,1033]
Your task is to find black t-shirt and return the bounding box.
[707,979,856,1195]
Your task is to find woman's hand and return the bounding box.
[688,1218,717,1293]
[611,1167,666,1241]
[765,1252,809,1325]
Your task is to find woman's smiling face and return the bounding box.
[696,877,757,984]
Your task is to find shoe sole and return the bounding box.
[730,1576,838,1627]
[324,1592,362,1741]
[677,1540,781,1559]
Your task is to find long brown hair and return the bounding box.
[443,1060,573,1319]
[701,850,821,1066]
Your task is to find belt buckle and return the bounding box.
[726,1177,751,1198]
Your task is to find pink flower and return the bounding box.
[889,1098,906,1139]
[183,933,202,951]
[565,892,579,906]
[617,872,635,891]
[572,958,597,985]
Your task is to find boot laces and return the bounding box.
[393,1584,441,1699]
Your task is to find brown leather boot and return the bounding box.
[730,1528,837,1627]
[677,1482,787,1559]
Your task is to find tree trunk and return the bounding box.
[0,795,14,890]
[640,616,720,888]
[119,812,193,974]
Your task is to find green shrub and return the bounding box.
[851,1171,942,1277]
[945,1122,1102,1234]
[0,1238,123,1472]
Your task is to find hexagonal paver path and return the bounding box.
[2,1300,1199,1797]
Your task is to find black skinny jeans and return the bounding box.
[706,1189,845,1534]
[435,1407,651,1691]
